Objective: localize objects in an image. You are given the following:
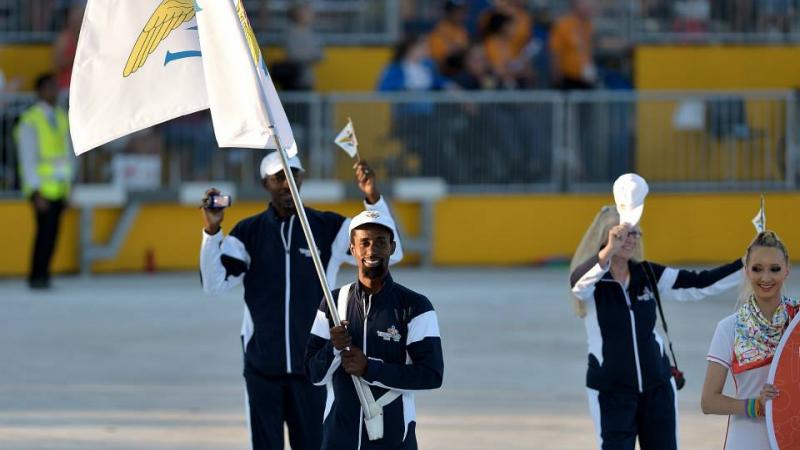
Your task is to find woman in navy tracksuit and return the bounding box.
[570,206,742,450]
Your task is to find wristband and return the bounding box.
[746,398,763,418]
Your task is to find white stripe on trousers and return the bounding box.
[586,387,603,449]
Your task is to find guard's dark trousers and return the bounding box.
[30,198,65,286]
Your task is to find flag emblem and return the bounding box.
[124,0,259,77]
[334,119,359,158]
[123,0,196,77]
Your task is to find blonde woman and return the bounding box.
[570,206,743,450]
[702,231,797,450]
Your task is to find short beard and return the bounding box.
[361,264,388,280]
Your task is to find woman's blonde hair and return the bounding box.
[737,230,790,307]
[569,205,645,317]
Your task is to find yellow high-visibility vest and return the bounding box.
[14,104,72,200]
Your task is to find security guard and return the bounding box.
[306,209,443,450]
[14,73,73,289]
[200,153,403,450]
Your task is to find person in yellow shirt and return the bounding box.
[14,73,74,289]
[428,0,470,75]
[550,0,596,89]
[478,0,533,57]
[483,12,535,88]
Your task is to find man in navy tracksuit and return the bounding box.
[305,209,443,450]
[199,152,403,450]
[571,234,742,450]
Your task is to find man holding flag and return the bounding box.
[306,209,443,450]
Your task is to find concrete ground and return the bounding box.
[1,266,790,449]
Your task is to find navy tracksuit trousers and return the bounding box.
[592,380,677,450]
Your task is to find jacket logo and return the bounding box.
[377,325,402,342]
[638,287,656,302]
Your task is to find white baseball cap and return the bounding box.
[348,209,395,239]
[259,151,305,178]
[613,173,649,226]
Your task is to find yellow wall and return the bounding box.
[0,45,54,90]
[1,44,391,92]
[312,47,391,92]
[432,193,799,265]
[0,200,419,275]
[3,193,797,275]
[635,46,800,89]
[633,46,799,182]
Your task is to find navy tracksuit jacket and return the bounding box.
[570,256,742,449]
[305,275,444,450]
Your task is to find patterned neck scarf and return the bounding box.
[733,295,798,374]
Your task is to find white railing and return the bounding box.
[1,89,797,197]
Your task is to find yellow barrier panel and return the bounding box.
[3,193,798,275]
[1,200,419,275]
[433,193,800,265]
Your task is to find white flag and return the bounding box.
[70,0,209,155]
[195,0,296,156]
[752,195,766,234]
[334,119,359,158]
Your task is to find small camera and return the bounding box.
[206,194,232,209]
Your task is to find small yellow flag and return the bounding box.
[334,118,359,158]
[752,194,766,234]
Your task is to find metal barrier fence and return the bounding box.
[0,0,399,45]
[3,0,800,46]
[613,0,800,43]
[565,90,798,191]
[1,89,797,196]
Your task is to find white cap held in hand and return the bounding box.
[613,173,649,226]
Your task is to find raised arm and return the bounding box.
[650,259,743,302]
[199,188,249,294]
[571,224,628,301]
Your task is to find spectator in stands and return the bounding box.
[377,35,448,176]
[451,44,497,90]
[428,0,470,77]
[23,0,55,32]
[482,12,536,89]
[13,73,74,290]
[759,0,793,34]
[377,35,448,99]
[550,0,596,90]
[448,44,509,182]
[285,2,323,90]
[53,3,83,98]
[478,0,533,57]
[271,2,323,91]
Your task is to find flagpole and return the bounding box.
[211,0,375,425]
[267,125,376,423]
